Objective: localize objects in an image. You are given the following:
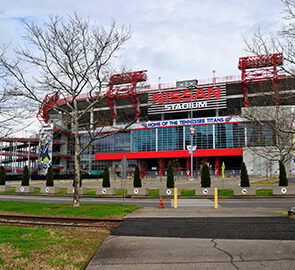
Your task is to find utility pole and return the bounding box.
[188,80,198,181]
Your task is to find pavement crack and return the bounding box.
[239,252,245,261]
[211,239,239,270]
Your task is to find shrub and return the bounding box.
[133,164,142,187]
[240,161,250,187]
[22,165,30,186]
[201,163,211,188]
[166,162,174,188]
[46,166,54,187]
[279,160,288,186]
[102,165,110,187]
[0,166,6,185]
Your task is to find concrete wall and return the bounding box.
[243,147,294,177]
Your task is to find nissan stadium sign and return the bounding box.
[148,84,226,114]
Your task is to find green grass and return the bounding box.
[181,189,195,197]
[31,187,40,194]
[274,211,295,219]
[252,178,279,185]
[0,223,109,269]
[57,187,67,196]
[0,201,142,219]
[148,189,159,197]
[116,189,128,196]
[85,188,96,196]
[0,225,57,258]
[256,189,273,196]
[6,186,16,194]
[218,189,234,197]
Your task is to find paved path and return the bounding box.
[1,194,295,209]
[86,208,295,269]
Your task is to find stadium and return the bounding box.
[1,53,295,179]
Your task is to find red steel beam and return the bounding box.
[238,53,283,107]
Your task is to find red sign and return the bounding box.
[152,87,221,104]
[148,84,226,115]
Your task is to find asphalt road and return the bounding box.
[86,208,295,270]
[0,194,294,209]
[111,216,295,240]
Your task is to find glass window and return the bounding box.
[215,123,245,149]
[185,125,213,150]
[132,129,156,152]
[233,123,245,148]
[158,127,183,151]
[246,122,275,147]
[88,132,131,154]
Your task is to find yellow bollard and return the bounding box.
[174,188,178,209]
[214,187,218,209]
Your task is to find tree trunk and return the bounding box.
[72,105,81,207]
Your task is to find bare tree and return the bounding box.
[239,78,295,174]
[244,0,295,76]
[0,13,133,206]
[242,0,295,174]
[242,104,294,164]
[0,64,36,137]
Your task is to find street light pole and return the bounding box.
[190,90,193,181]
[188,80,198,181]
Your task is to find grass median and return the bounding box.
[0,201,142,269]
[0,201,141,219]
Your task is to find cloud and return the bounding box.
[0,0,285,84]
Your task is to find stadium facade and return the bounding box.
[1,53,295,179]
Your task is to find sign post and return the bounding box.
[187,145,196,181]
[120,156,128,205]
[221,162,225,196]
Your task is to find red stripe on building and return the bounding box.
[95,148,243,161]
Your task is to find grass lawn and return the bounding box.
[85,188,96,196]
[148,189,159,197]
[116,189,128,196]
[274,211,295,219]
[251,178,279,185]
[256,189,273,196]
[0,223,108,269]
[0,201,141,269]
[218,189,234,197]
[181,189,195,197]
[0,201,142,219]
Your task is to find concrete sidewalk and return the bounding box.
[123,207,283,218]
[86,208,295,270]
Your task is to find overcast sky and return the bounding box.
[0,0,285,85]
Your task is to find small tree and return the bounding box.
[166,162,174,188]
[102,165,110,188]
[240,161,250,187]
[201,163,211,188]
[46,166,54,187]
[133,164,142,188]
[279,160,288,186]
[21,165,30,186]
[0,166,6,185]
